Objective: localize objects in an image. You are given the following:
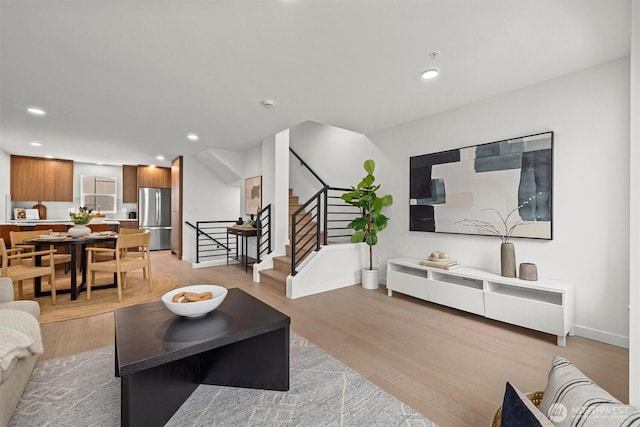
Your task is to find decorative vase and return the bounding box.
[519,263,538,281]
[500,242,516,278]
[68,225,91,238]
[361,268,379,290]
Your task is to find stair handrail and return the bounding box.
[290,147,327,188]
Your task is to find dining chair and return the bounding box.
[0,225,20,248]
[85,231,152,302]
[88,223,111,232]
[0,238,57,304]
[34,224,72,273]
[9,229,72,272]
[116,228,146,258]
[87,224,119,262]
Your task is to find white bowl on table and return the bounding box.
[161,285,228,318]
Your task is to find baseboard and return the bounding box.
[192,259,237,269]
[573,325,629,348]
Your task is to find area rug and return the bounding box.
[10,331,435,427]
[33,272,179,324]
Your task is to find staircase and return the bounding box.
[260,189,318,289]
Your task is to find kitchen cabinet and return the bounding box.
[122,165,138,203]
[10,155,73,201]
[170,156,183,258]
[44,159,74,201]
[137,165,171,188]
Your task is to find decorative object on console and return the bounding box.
[419,258,459,270]
[458,203,541,277]
[501,242,516,277]
[519,262,538,281]
[409,131,553,240]
[341,159,393,290]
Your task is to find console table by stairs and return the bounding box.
[386,257,575,347]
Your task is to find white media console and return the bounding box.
[386,257,575,346]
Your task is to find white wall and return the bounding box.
[241,145,262,218]
[0,150,10,222]
[369,58,631,347]
[629,0,640,406]
[181,154,240,263]
[289,121,386,192]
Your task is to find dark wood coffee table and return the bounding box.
[114,288,290,427]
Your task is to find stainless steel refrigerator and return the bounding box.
[138,187,171,250]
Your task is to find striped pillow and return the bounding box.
[539,356,640,426]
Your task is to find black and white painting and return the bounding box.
[409,131,553,240]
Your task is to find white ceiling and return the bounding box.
[0,0,631,167]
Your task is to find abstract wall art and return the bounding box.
[409,131,553,240]
[244,175,262,216]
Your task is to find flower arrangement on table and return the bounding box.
[69,207,95,225]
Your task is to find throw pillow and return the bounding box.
[501,381,554,427]
[540,356,640,426]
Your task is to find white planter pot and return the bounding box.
[361,268,379,290]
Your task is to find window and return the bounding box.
[81,176,117,213]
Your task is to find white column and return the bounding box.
[630,0,640,407]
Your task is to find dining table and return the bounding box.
[25,233,118,300]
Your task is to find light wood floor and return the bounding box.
[40,251,629,427]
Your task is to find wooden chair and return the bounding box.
[9,229,72,271]
[88,223,111,232]
[0,225,20,248]
[34,224,72,273]
[85,231,152,302]
[0,238,57,304]
[87,223,116,261]
[117,228,146,258]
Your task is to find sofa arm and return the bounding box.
[0,278,14,303]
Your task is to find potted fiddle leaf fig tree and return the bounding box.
[341,159,393,290]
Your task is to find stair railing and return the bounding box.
[256,204,272,262]
[290,187,360,276]
[288,149,360,275]
[186,220,235,264]
[291,188,323,275]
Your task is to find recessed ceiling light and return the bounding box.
[29,141,42,147]
[261,99,276,109]
[44,155,53,159]
[187,133,199,141]
[421,69,439,79]
[156,155,165,161]
[422,50,440,80]
[27,106,46,116]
